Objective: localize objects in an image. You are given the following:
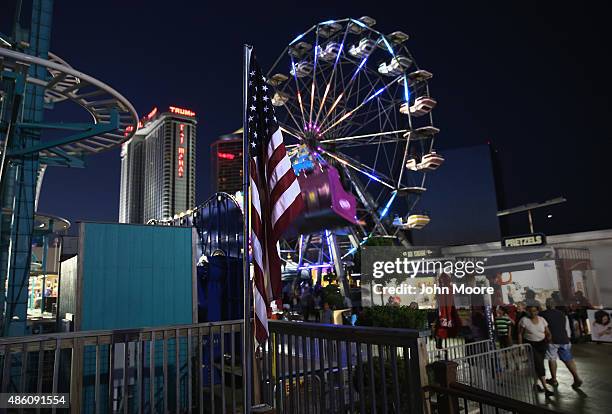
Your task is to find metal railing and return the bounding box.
[427,339,494,363]
[0,319,430,413]
[259,320,427,414]
[452,344,537,405]
[0,320,244,413]
[425,382,562,414]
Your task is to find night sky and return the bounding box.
[3,1,611,238]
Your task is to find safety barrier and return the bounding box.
[260,320,428,413]
[427,339,494,363]
[0,320,243,413]
[451,344,537,405]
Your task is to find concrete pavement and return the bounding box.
[534,342,612,414]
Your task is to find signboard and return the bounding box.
[169,106,196,117]
[502,233,546,248]
[588,309,612,342]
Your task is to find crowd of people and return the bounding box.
[282,278,593,398]
[279,281,361,325]
[493,296,585,397]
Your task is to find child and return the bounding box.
[495,306,513,348]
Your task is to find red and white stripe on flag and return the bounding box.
[248,56,304,343]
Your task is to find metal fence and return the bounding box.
[0,320,243,413]
[452,344,537,406]
[427,339,494,363]
[259,320,427,414]
[0,320,430,413]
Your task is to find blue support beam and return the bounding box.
[0,0,54,336]
[40,149,86,168]
[8,109,119,157]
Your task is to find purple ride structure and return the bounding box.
[266,17,442,302]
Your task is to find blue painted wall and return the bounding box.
[78,222,194,330]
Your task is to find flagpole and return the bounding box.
[242,43,253,414]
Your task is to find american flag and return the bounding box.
[247,54,304,342]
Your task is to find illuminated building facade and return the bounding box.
[119,135,145,223]
[119,107,197,223]
[211,130,243,194]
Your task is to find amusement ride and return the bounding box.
[265,17,444,297]
[0,0,138,335]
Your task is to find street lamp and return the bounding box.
[497,197,566,233]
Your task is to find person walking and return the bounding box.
[321,302,333,324]
[540,298,583,389]
[494,306,514,348]
[518,305,554,396]
[313,290,322,322]
[301,285,313,322]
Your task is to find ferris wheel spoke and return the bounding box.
[289,55,308,129]
[318,148,396,190]
[311,23,351,127]
[308,28,322,126]
[376,98,402,181]
[274,76,309,134]
[318,129,409,146]
[322,67,401,137]
[334,93,398,140]
[280,125,303,141]
[319,62,383,133]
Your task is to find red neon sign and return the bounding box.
[217,152,235,160]
[146,107,158,120]
[178,147,185,177]
[169,106,196,117]
[178,123,186,177]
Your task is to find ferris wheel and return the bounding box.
[266,17,443,284]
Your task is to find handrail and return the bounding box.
[269,319,426,345]
[424,383,563,414]
[0,319,243,346]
